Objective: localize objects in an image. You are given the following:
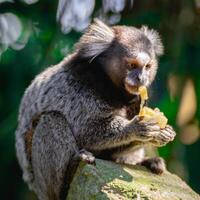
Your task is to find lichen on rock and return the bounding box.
[67,159,200,200]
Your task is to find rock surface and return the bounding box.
[67,159,200,200]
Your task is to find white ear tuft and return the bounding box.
[76,18,115,60]
[141,26,164,56]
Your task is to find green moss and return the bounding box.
[67,159,200,200]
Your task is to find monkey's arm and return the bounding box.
[77,115,175,151]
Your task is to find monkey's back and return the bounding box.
[18,64,75,128]
[15,56,85,188]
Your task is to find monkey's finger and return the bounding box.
[166,125,176,134]
[144,130,160,137]
[165,127,176,137]
[146,125,161,131]
[154,129,175,145]
[165,124,173,129]
[159,130,174,141]
[136,131,160,141]
[152,135,172,146]
[147,131,160,137]
[162,127,176,139]
[165,126,176,137]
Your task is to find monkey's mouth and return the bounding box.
[124,82,140,95]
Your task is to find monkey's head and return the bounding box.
[76,19,164,95]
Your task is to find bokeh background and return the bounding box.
[0,0,200,199]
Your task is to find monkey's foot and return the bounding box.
[78,149,96,165]
[140,157,166,175]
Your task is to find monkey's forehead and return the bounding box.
[112,26,153,55]
[113,26,151,43]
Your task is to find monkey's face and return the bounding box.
[76,19,163,95]
[102,26,163,95]
[123,51,157,95]
[122,50,157,94]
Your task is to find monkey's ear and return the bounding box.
[76,18,115,60]
[141,26,164,56]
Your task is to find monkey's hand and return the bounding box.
[128,116,161,142]
[78,149,96,165]
[151,125,176,147]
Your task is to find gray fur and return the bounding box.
[15,20,175,200]
[141,26,164,56]
[31,112,78,200]
[75,18,115,61]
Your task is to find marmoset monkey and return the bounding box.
[15,19,176,200]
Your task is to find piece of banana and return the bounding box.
[139,106,168,129]
[138,86,148,101]
[138,86,168,129]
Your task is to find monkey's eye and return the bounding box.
[145,64,151,70]
[127,62,137,69]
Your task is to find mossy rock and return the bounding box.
[67,159,200,200]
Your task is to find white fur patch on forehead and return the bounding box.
[137,52,150,66]
[141,26,164,56]
[76,18,115,60]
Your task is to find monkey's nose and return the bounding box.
[136,75,142,82]
[136,52,150,67]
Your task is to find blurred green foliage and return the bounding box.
[0,0,200,199]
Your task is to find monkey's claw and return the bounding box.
[79,149,96,165]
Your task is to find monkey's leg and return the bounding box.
[111,143,166,174]
[140,157,166,175]
[31,112,79,200]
